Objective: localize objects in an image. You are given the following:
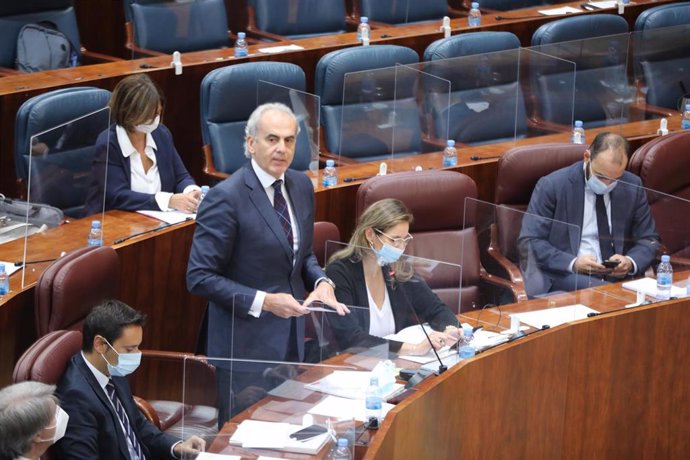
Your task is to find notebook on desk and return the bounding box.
[229,420,330,455]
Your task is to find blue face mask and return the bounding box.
[100,337,141,377]
[586,161,618,195]
[371,237,404,266]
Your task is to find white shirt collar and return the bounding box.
[115,125,157,158]
[251,158,285,189]
[81,351,110,390]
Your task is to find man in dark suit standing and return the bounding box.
[519,132,659,297]
[55,300,205,460]
[187,103,347,424]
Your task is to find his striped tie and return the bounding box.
[272,180,294,248]
[105,381,145,460]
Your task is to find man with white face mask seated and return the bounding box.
[55,300,205,460]
[518,132,660,297]
[84,74,200,216]
[0,381,67,460]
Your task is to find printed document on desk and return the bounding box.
[512,304,598,329]
[137,210,194,224]
[197,453,241,460]
[308,395,395,422]
[305,370,403,400]
[229,420,330,455]
[622,277,686,299]
[538,6,581,15]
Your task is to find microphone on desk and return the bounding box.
[470,155,502,161]
[384,268,448,376]
[113,221,183,245]
[495,14,544,20]
[343,175,375,183]
[14,251,67,267]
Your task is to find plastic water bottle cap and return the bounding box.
[238,32,246,39]
[471,2,479,8]
[462,324,473,336]
[661,255,670,263]
[337,438,349,448]
[0,263,5,272]
[326,159,335,167]
[447,139,455,147]
[575,120,583,127]
[361,17,368,23]
[91,220,101,229]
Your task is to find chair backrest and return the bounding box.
[14,87,111,218]
[13,330,82,384]
[249,0,346,38]
[0,1,81,69]
[531,14,630,127]
[356,170,479,312]
[124,0,229,53]
[200,61,311,175]
[423,32,525,145]
[359,0,448,24]
[313,221,341,268]
[633,3,690,110]
[35,246,120,337]
[315,45,420,161]
[629,132,690,260]
[493,143,585,263]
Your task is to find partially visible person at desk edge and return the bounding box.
[325,198,461,355]
[518,132,660,297]
[84,74,200,216]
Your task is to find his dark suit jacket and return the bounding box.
[55,354,177,460]
[518,161,659,296]
[84,123,196,216]
[325,258,458,352]
[186,162,324,363]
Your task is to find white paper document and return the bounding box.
[512,304,598,329]
[622,277,686,299]
[586,1,617,8]
[538,6,581,15]
[398,346,455,365]
[305,370,403,400]
[137,210,194,224]
[384,323,433,344]
[308,395,395,422]
[258,44,305,54]
[229,420,329,455]
[197,453,241,460]
[0,260,21,277]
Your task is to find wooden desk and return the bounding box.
[0,211,206,386]
[0,0,675,198]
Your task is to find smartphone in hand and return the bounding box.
[602,259,620,269]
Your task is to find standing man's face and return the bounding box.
[247,109,297,179]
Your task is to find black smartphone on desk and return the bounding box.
[289,424,328,441]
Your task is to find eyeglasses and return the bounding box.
[588,161,623,185]
[375,228,413,247]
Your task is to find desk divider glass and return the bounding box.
[20,106,110,288]
[529,32,636,130]
[257,81,320,173]
[631,23,690,112]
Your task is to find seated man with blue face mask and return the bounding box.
[518,132,660,297]
[55,300,205,460]
[325,199,461,355]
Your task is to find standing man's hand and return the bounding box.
[263,293,309,318]
[174,435,206,458]
[303,281,350,316]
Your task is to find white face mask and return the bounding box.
[134,115,160,134]
[37,406,69,444]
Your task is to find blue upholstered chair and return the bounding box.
[314,45,422,162]
[633,2,690,110]
[247,0,351,41]
[530,14,633,127]
[358,0,458,25]
[15,87,112,218]
[124,0,230,56]
[200,62,312,180]
[423,32,527,145]
[0,1,118,75]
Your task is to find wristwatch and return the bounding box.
[317,277,336,290]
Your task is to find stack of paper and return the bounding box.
[308,395,394,422]
[511,304,598,329]
[622,277,686,299]
[229,420,330,455]
[305,371,403,400]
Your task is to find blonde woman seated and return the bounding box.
[325,199,461,355]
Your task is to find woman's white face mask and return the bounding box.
[134,115,160,134]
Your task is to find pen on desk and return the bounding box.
[343,175,375,183]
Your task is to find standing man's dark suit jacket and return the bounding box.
[326,258,458,352]
[85,123,196,216]
[518,161,659,296]
[55,354,178,460]
[187,162,324,362]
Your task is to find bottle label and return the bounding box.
[682,119,690,130]
[443,157,457,167]
[657,273,672,286]
[572,132,582,144]
[365,396,382,410]
[234,48,248,58]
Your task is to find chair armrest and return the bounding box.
[319,151,359,166]
[202,145,230,181]
[80,48,123,64]
[480,268,528,303]
[134,396,162,430]
[0,66,22,76]
[124,21,167,57]
[246,28,288,43]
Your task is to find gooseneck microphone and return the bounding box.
[385,267,447,375]
[113,220,188,245]
[470,154,502,161]
[14,257,59,267]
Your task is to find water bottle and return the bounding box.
[234,32,248,58]
[442,139,457,167]
[686,276,690,298]
[328,438,351,460]
[468,3,481,27]
[458,324,476,359]
[322,159,337,187]
[200,185,210,202]
[365,375,382,426]
[357,17,371,43]
[87,220,103,247]
[681,104,690,130]
[572,120,586,144]
[656,255,673,300]
[0,263,9,296]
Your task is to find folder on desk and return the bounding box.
[229,420,330,455]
